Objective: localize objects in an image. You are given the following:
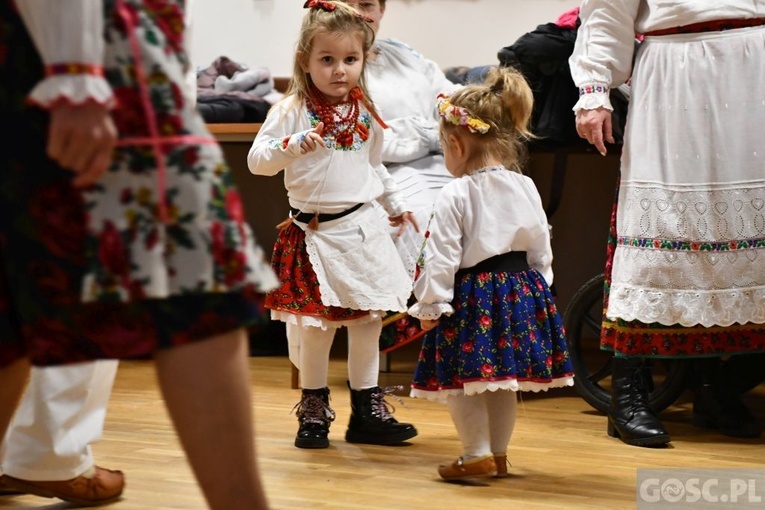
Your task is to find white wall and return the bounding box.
[190,0,580,77]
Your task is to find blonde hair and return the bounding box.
[441,66,534,172]
[286,2,377,114]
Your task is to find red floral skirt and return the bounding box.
[266,223,369,322]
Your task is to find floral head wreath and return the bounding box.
[303,0,374,23]
[436,93,491,134]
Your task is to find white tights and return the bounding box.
[446,390,518,460]
[297,320,382,391]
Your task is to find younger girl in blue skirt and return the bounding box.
[408,66,574,481]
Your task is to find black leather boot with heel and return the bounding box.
[293,387,335,449]
[344,383,418,445]
[607,356,671,447]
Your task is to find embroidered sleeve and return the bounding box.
[408,185,463,319]
[16,0,114,109]
[569,0,640,113]
[248,101,311,176]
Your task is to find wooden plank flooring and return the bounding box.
[2,350,764,509]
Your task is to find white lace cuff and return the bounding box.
[572,91,613,114]
[407,302,454,320]
[28,75,115,109]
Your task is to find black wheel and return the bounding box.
[563,274,690,414]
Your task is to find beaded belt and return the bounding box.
[290,203,364,224]
[455,252,529,279]
[644,18,765,37]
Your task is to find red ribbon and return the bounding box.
[303,0,336,11]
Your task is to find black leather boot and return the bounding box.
[345,384,418,445]
[692,357,761,438]
[607,357,671,447]
[293,387,335,449]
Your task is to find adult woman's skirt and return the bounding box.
[602,25,765,356]
[410,268,573,403]
[0,0,277,367]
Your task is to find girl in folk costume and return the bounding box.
[248,0,419,449]
[409,67,574,481]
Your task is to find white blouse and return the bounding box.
[16,0,114,108]
[409,166,554,320]
[569,0,765,112]
[366,38,459,165]
[247,97,406,217]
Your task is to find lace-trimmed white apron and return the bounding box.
[609,27,765,328]
[300,204,411,313]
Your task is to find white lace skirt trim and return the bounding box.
[409,376,574,404]
[270,310,385,330]
[608,27,765,327]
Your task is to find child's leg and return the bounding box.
[286,322,302,369]
[446,394,491,460]
[484,390,518,477]
[344,319,417,445]
[346,320,381,389]
[294,326,336,449]
[298,326,335,389]
[485,390,518,456]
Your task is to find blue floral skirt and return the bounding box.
[410,268,574,402]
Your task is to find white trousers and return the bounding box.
[0,360,118,480]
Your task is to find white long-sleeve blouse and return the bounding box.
[408,167,554,320]
[569,0,765,112]
[247,97,407,217]
[366,38,459,165]
[15,0,114,108]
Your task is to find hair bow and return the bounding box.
[303,0,336,11]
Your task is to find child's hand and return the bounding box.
[389,211,420,237]
[300,122,326,154]
[419,318,439,331]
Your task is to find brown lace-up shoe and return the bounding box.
[493,455,510,478]
[438,455,497,481]
[3,466,124,506]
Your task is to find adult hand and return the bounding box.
[419,318,439,331]
[48,101,117,188]
[300,122,326,154]
[389,211,419,237]
[576,107,615,156]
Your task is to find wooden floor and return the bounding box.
[2,349,764,510]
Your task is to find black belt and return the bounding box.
[455,252,529,279]
[290,203,364,224]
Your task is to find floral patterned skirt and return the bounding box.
[600,178,765,357]
[410,268,574,402]
[0,0,274,366]
[266,223,369,323]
